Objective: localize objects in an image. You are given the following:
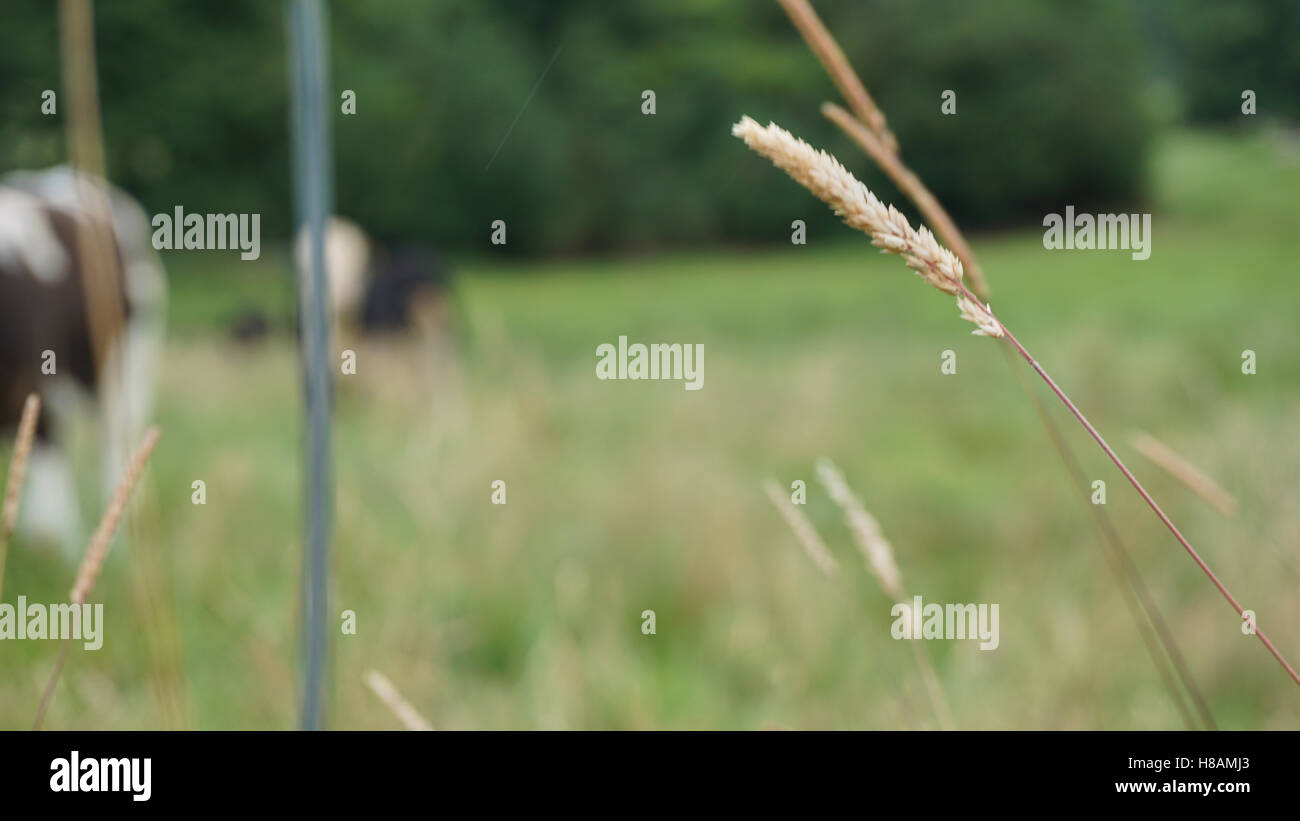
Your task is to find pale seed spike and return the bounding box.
[813,458,904,603]
[763,478,840,579]
[733,117,973,304]
[957,296,1004,338]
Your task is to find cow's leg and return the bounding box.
[99,309,164,504]
[20,442,86,556]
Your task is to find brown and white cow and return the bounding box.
[0,166,165,554]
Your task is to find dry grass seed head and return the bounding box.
[70,427,161,605]
[813,458,904,602]
[763,478,840,578]
[732,117,1003,339]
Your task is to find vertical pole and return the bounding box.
[287,0,333,731]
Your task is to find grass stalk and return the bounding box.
[774,0,898,153]
[734,115,1300,690]
[813,458,954,730]
[762,478,840,578]
[765,461,957,729]
[1132,431,1238,517]
[1002,350,1214,729]
[820,101,991,302]
[33,426,161,730]
[979,308,1300,687]
[772,0,1217,722]
[0,394,41,604]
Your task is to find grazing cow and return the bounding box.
[232,219,451,347]
[0,166,166,554]
[362,244,450,333]
[294,215,370,333]
[289,216,449,336]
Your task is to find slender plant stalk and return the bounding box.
[68,428,161,605]
[58,0,126,377]
[1133,431,1238,517]
[820,102,991,302]
[59,0,186,731]
[763,478,840,578]
[813,458,904,600]
[31,641,72,732]
[813,459,955,730]
[907,637,954,731]
[34,426,161,730]
[1005,351,1213,728]
[1,394,41,604]
[774,0,899,155]
[774,0,1215,723]
[127,485,194,729]
[976,305,1300,687]
[764,470,954,729]
[774,0,990,300]
[734,116,1300,690]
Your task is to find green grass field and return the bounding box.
[3,128,1298,729]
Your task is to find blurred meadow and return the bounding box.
[1,0,1298,730]
[3,128,1298,729]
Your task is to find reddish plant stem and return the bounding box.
[958,282,1300,689]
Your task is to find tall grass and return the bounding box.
[734,115,1300,690]
[1133,431,1239,517]
[764,462,955,730]
[33,427,161,730]
[771,0,1221,725]
[0,394,40,605]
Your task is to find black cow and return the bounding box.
[362,244,450,332]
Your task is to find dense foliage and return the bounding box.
[1,0,1289,255]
